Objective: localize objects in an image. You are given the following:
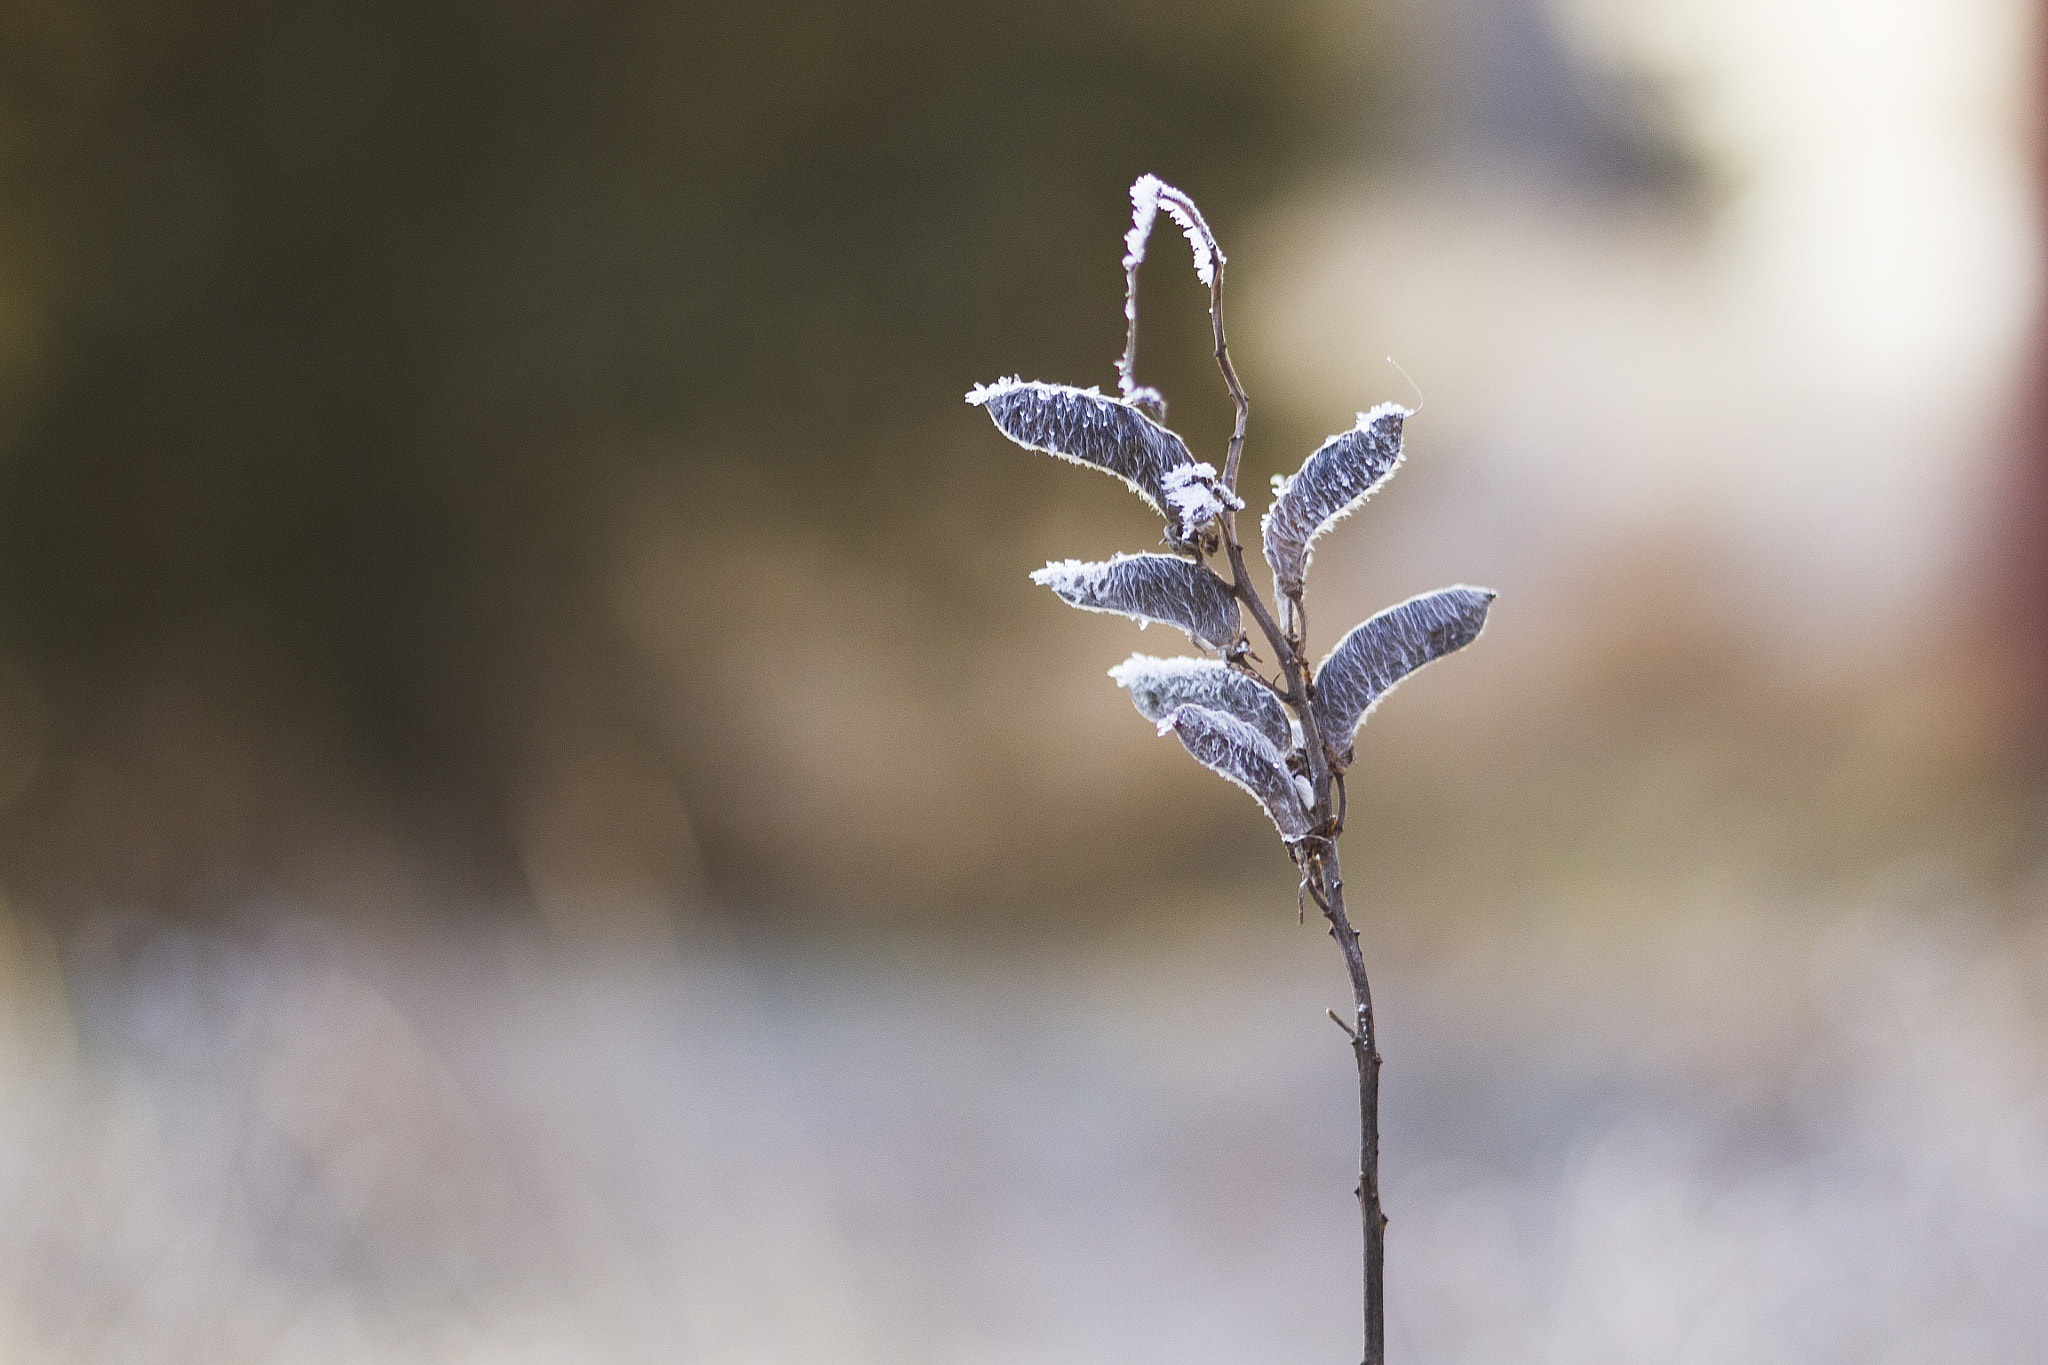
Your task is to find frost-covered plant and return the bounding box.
[968,175,1493,1365]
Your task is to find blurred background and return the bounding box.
[2,0,2047,1359]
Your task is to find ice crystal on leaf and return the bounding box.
[1160,461,1238,539]
[1118,175,1218,409]
[1125,176,1163,278]
[1125,174,1217,288]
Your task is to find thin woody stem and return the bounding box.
[1154,185,1249,494]
[1306,852,1384,1365]
[1163,185,1387,1365]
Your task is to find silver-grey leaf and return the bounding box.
[1312,586,1494,748]
[1108,653,1292,754]
[1030,555,1240,651]
[1261,402,1408,600]
[967,378,1216,536]
[1157,704,1315,841]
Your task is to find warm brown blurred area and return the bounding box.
[3,0,2048,1360]
[0,0,1377,921]
[0,0,2036,927]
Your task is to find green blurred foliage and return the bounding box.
[0,0,1388,908]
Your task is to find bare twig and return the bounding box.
[1157,186,1386,1365]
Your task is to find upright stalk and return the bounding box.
[1156,182,1385,1365]
[1312,850,1384,1365]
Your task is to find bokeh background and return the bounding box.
[3,0,2047,1359]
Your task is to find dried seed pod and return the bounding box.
[1262,403,1408,602]
[1157,703,1314,841]
[1313,586,1494,747]
[1030,554,1240,651]
[968,379,1222,538]
[1108,653,1291,753]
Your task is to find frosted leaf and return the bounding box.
[1261,403,1408,600]
[1030,554,1240,650]
[1108,653,1291,753]
[968,378,1198,533]
[1156,705,1314,841]
[1312,586,1494,748]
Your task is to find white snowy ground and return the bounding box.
[1,872,2044,1364]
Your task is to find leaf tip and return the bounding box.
[965,376,1021,407]
[1448,583,1499,615]
[1356,400,1412,432]
[1028,558,1083,589]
